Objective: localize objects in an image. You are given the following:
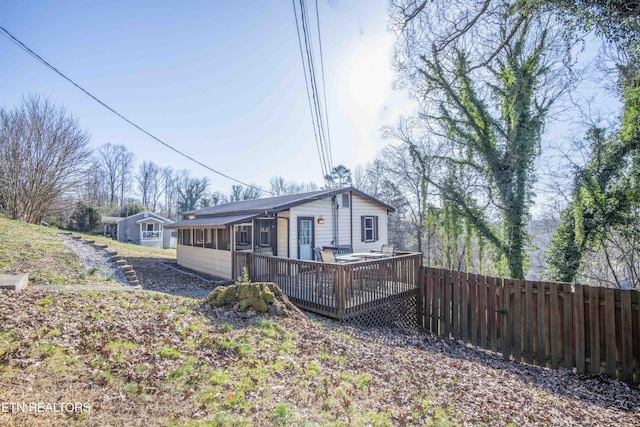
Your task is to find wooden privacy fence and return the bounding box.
[419,267,640,384]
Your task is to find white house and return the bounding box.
[164,187,395,279]
[115,212,176,249]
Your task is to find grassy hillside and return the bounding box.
[0,217,638,426]
[0,217,174,287]
[0,217,94,286]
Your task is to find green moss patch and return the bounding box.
[204,282,294,316]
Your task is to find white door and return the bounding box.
[297,217,314,260]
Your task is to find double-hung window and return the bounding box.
[361,216,379,242]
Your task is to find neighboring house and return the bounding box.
[115,212,176,249]
[164,186,395,279]
[101,216,123,238]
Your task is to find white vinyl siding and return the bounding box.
[290,199,332,257]
[176,245,232,279]
[350,194,387,252]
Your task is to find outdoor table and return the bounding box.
[350,252,389,259]
[335,255,360,262]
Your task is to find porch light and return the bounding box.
[317,216,324,225]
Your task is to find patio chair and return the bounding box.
[380,244,395,256]
[313,247,322,261]
[320,251,338,263]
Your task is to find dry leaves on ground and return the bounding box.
[0,289,638,426]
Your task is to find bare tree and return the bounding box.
[227,184,262,202]
[174,170,210,212]
[159,166,178,219]
[136,161,162,211]
[96,143,134,212]
[269,176,319,195]
[80,157,109,209]
[380,119,447,257]
[0,95,91,223]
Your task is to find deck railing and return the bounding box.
[142,231,162,240]
[232,251,422,320]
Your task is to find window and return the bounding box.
[361,216,379,242]
[342,193,350,208]
[260,227,270,246]
[205,229,214,248]
[217,228,230,251]
[256,219,273,247]
[181,229,191,246]
[195,229,204,246]
[235,224,252,249]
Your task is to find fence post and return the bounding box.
[512,280,522,363]
[604,288,616,378]
[549,282,560,370]
[537,281,547,367]
[574,284,586,374]
[621,290,633,382]
[336,265,345,319]
[246,253,253,281]
[488,276,497,353]
[417,266,425,328]
[563,283,574,370]
[500,282,510,360]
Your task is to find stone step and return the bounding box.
[125,271,137,278]
[121,265,134,272]
[83,239,95,245]
[110,255,123,262]
[105,249,118,256]
[127,280,140,287]
[115,259,127,265]
[92,243,109,249]
[0,274,28,291]
[71,235,82,240]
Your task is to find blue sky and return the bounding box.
[1,0,415,193]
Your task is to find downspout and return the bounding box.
[331,196,338,246]
[349,191,353,247]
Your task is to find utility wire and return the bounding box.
[300,0,331,177]
[292,0,328,182]
[314,0,333,172]
[292,0,334,185]
[0,26,272,195]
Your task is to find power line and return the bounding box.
[291,0,334,184]
[0,25,272,196]
[313,0,333,172]
[291,0,329,182]
[300,0,331,176]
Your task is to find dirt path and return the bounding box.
[131,257,231,297]
[50,234,231,297]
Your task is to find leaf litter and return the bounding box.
[0,288,638,426]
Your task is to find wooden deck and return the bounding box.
[233,251,422,320]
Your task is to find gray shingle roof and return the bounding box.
[164,214,260,229]
[183,186,394,218]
